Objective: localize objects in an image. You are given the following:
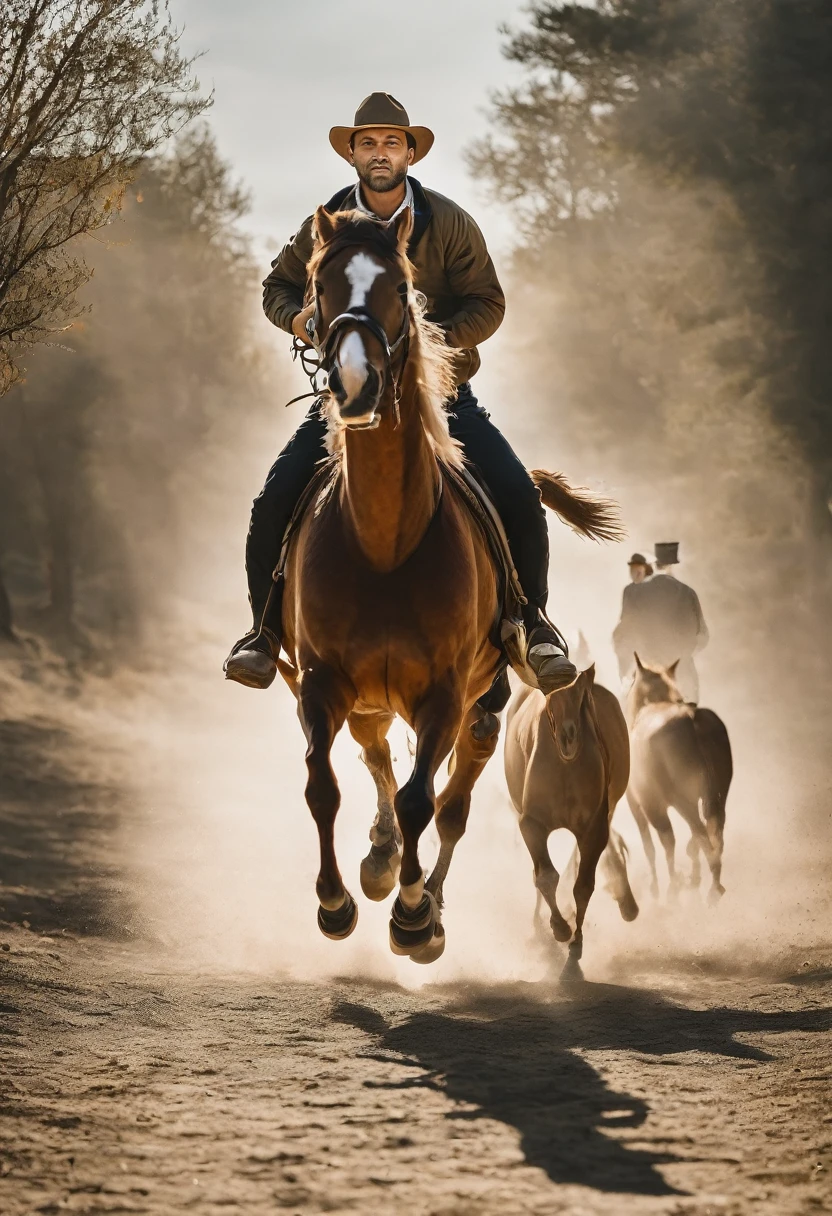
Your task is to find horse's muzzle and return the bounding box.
[331,363,383,429]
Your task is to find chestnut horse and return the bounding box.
[505,666,638,975]
[278,205,621,963]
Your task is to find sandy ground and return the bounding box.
[1,663,831,1215]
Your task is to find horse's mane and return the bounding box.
[310,212,462,469]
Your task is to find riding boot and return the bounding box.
[523,605,578,694]
[223,579,283,690]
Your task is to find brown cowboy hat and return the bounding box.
[329,92,434,165]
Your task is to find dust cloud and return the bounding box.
[80,282,831,991]
[4,140,829,997]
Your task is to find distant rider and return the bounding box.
[225,93,577,693]
[612,542,709,702]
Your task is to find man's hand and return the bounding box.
[291,303,316,346]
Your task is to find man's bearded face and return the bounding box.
[350,128,414,194]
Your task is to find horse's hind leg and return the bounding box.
[298,667,357,939]
[703,797,726,903]
[348,710,401,901]
[627,790,659,899]
[600,829,639,923]
[517,816,572,943]
[426,702,501,909]
[674,797,715,895]
[685,833,703,889]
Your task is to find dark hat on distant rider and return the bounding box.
[329,93,435,164]
[628,553,650,566]
[654,542,680,565]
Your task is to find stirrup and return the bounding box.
[223,627,279,689]
[527,642,578,694]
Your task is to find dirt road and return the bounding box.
[1,667,831,1215]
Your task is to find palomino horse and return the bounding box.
[277,205,622,963]
[504,665,638,972]
[626,656,732,902]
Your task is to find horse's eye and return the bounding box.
[397,282,408,296]
[314,281,324,295]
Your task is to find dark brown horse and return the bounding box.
[505,666,638,973]
[626,656,732,902]
[278,205,621,963]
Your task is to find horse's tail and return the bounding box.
[531,469,626,542]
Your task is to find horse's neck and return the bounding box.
[341,364,440,572]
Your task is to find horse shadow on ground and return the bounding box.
[333,981,832,1197]
[0,716,125,937]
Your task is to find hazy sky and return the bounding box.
[170,0,527,257]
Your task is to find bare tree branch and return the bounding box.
[0,0,211,393]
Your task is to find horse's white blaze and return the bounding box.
[337,330,369,401]
[345,251,384,309]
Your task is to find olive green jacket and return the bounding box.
[262,176,505,384]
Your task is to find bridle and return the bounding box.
[288,238,414,415]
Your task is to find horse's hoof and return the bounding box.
[409,923,446,965]
[389,892,438,956]
[559,953,584,985]
[618,894,639,922]
[708,883,725,905]
[360,845,401,902]
[550,912,572,942]
[471,710,500,742]
[317,891,358,940]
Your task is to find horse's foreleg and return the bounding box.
[703,797,726,904]
[426,703,500,908]
[651,807,678,900]
[518,816,572,943]
[348,710,401,901]
[389,688,461,962]
[627,790,659,899]
[298,667,356,938]
[570,804,611,962]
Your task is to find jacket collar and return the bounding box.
[323,175,432,255]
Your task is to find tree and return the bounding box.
[0,126,281,652]
[470,0,829,683]
[0,0,209,395]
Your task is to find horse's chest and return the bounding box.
[524,734,606,830]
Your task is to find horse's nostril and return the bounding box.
[328,365,344,401]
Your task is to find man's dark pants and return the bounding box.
[245,383,549,625]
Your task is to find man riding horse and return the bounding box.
[225,92,576,693]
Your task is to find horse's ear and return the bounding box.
[583,662,596,686]
[667,659,680,678]
[314,205,336,246]
[391,205,413,253]
[634,652,645,671]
